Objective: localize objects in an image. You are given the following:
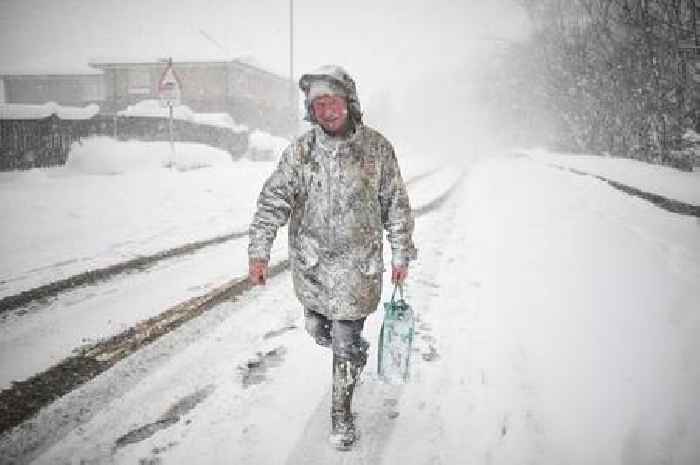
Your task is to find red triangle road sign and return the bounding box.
[158,62,182,104]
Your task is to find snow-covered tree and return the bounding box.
[496,0,698,169]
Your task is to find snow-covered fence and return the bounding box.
[0,102,250,171]
[0,103,99,170]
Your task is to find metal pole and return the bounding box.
[169,102,175,168]
[167,57,176,168]
[289,0,296,130]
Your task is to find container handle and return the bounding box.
[391,283,404,304]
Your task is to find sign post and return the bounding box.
[157,58,182,168]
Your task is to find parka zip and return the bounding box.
[326,148,334,316]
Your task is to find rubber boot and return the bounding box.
[355,337,369,383]
[329,355,359,450]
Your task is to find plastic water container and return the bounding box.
[377,285,414,384]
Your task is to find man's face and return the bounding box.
[311,95,349,135]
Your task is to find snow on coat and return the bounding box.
[248,124,417,320]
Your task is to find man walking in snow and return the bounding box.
[248,65,416,449]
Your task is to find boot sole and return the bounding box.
[329,432,357,451]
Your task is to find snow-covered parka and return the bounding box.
[248,124,417,320]
[248,68,416,320]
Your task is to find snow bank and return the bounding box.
[247,129,289,161]
[65,136,232,175]
[0,102,99,120]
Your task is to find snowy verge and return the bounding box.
[523,148,700,205]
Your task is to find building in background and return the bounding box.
[1,58,297,137]
[89,58,295,136]
[0,72,104,107]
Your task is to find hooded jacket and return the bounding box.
[248,67,416,320]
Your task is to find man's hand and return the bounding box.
[249,259,269,285]
[391,264,409,285]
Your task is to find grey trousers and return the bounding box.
[304,308,368,363]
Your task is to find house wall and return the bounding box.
[99,61,296,136]
[1,75,103,106]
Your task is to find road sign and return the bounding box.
[158,59,182,107]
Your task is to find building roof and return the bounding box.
[88,57,232,69]
[88,56,288,82]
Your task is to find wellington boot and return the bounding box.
[329,355,360,450]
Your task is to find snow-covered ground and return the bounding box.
[1,148,698,464]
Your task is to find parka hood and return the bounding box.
[299,65,363,126]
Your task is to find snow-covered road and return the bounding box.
[0,165,457,393]
[2,152,697,464]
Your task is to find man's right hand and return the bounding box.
[249,259,268,285]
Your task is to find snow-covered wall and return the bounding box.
[0,102,99,120]
[117,100,248,133]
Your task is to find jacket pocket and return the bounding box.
[293,237,319,270]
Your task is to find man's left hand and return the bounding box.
[391,264,409,284]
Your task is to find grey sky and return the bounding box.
[0,0,529,91]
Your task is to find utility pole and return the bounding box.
[289,0,297,132]
[694,0,699,132]
[694,0,699,47]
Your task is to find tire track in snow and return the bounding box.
[0,170,464,439]
[0,231,249,317]
[0,170,439,317]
